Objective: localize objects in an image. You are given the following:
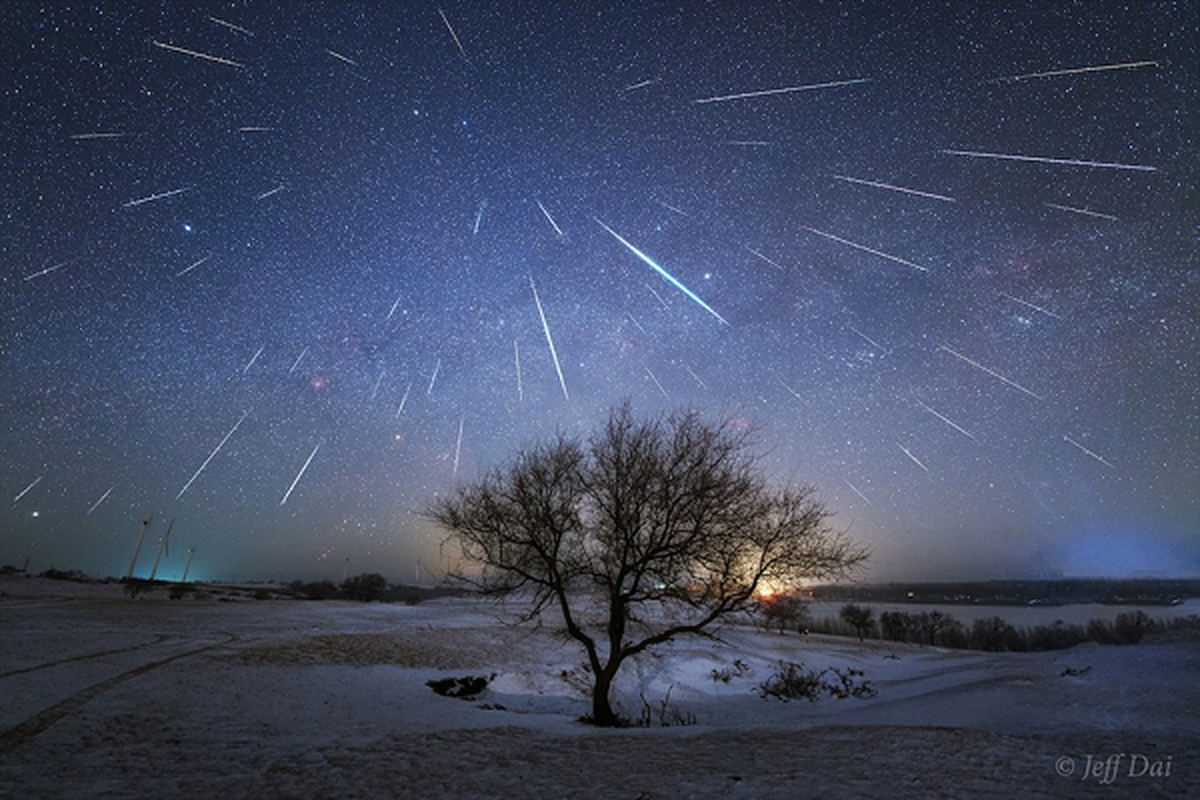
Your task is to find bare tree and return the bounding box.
[426,402,869,726]
[839,603,875,641]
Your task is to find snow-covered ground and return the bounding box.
[1,577,1196,799]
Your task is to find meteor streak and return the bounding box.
[514,339,523,402]
[530,277,570,401]
[427,358,441,396]
[176,255,210,277]
[778,377,803,401]
[238,126,274,133]
[289,347,308,375]
[152,40,244,68]
[832,174,956,203]
[208,16,254,36]
[176,410,250,500]
[747,247,785,270]
[595,218,729,325]
[938,344,1042,400]
[684,364,708,390]
[122,187,191,208]
[692,77,871,104]
[14,475,43,505]
[655,200,688,217]
[23,258,78,282]
[917,400,977,440]
[645,367,669,399]
[941,149,1156,172]
[255,185,285,201]
[801,226,928,273]
[1063,434,1116,470]
[324,48,358,66]
[897,443,930,472]
[71,132,132,140]
[535,199,565,236]
[371,369,385,400]
[843,478,870,505]
[1045,203,1118,221]
[452,415,465,476]
[396,382,413,417]
[281,443,321,505]
[849,326,889,353]
[988,60,1157,83]
[998,292,1062,319]
[243,346,264,373]
[87,485,114,516]
[387,295,402,320]
[623,78,658,92]
[439,9,469,62]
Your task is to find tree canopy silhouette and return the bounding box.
[427,402,868,726]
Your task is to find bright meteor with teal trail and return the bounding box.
[593,218,729,326]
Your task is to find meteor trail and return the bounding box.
[832,174,956,203]
[439,9,469,62]
[692,77,871,104]
[644,283,669,309]
[897,443,930,473]
[255,185,285,201]
[843,478,870,505]
[941,149,1156,172]
[86,485,114,516]
[595,218,729,325]
[1063,434,1116,470]
[724,140,771,147]
[917,400,977,440]
[396,382,413,417]
[1045,203,1118,221]
[427,358,441,396]
[289,346,308,375]
[988,60,1157,83]
[473,202,485,235]
[122,187,190,208]
[452,415,465,476]
[998,292,1062,319]
[747,247,785,271]
[71,132,133,140]
[623,78,658,92]
[684,364,708,390]
[514,339,523,402]
[655,200,689,217]
[849,326,889,353]
[176,255,210,277]
[208,16,254,36]
[530,276,570,401]
[645,367,669,399]
[387,295,402,320]
[371,369,385,401]
[14,475,43,505]
[243,346,264,373]
[152,40,244,68]
[238,126,274,133]
[535,199,564,236]
[176,410,250,500]
[938,344,1042,400]
[801,226,928,273]
[325,48,358,66]
[777,377,803,401]
[23,258,78,282]
[280,443,321,505]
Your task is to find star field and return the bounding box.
[2,1,1196,581]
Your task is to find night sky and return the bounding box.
[3,2,1196,583]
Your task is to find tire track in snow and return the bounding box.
[0,636,234,755]
[0,634,172,678]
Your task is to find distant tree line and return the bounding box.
[760,595,1198,652]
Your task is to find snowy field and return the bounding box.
[1,577,1196,799]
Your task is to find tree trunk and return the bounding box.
[590,665,621,726]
